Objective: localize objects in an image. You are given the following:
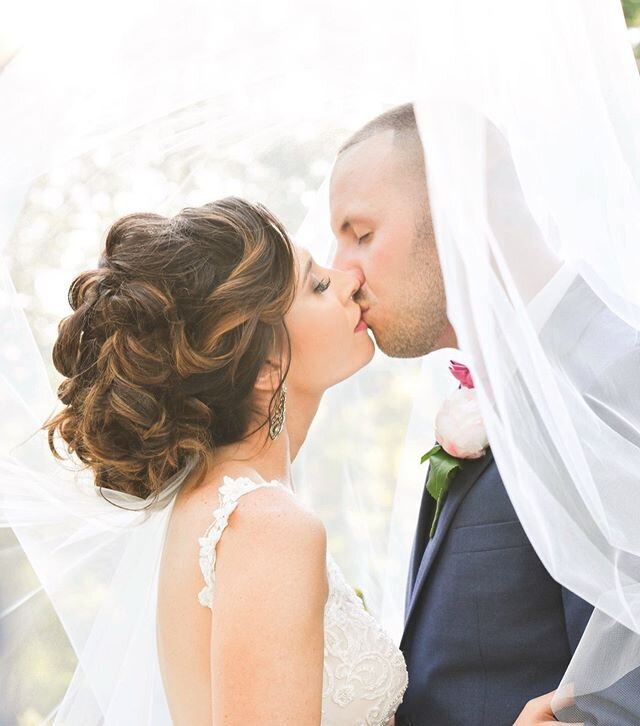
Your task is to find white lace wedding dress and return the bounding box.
[197,476,408,725]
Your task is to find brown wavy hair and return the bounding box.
[46,197,297,499]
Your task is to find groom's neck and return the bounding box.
[432,320,458,351]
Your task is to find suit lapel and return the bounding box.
[405,470,436,610]
[403,450,494,638]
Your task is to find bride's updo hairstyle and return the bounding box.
[46,197,296,499]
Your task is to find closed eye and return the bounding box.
[357,232,372,245]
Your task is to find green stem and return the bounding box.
[429,496,443,538]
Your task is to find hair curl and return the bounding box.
[46,197,296,499]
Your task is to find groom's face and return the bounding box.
[330,130,452,358]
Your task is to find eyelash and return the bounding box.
[357,232,372,245]
[314,277,332,293]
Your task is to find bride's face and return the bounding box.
[284,248,375,393]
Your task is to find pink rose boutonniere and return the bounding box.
[421,360,489,537]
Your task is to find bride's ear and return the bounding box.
[254,359,283,394]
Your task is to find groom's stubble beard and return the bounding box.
[367,206,448,359]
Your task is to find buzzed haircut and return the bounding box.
[338,102,421,156]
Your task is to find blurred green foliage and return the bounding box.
[623,0,640,65]
[623,0,640,25]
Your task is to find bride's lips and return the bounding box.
[354,308,369,333]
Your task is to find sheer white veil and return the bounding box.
[407,0,640,718]
[2,0,640,722]
[0,1,422,721]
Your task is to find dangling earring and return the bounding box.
[269,383,287,440]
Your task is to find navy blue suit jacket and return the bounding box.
[395,451,593,726]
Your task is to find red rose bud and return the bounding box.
[449,360,474,389]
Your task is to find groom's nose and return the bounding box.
[332,241,363,279]
[349,268,365,297]
[336,266,365,303]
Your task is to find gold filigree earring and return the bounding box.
[269,383,287,440]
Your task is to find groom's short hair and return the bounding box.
[338,103,425,181]
[338,102,422,156]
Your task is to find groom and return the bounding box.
[330,104,593,726]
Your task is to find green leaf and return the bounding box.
[430,496,445,540]
[425,448,462,500]
[421,446,463,537]
[420,444,442,465]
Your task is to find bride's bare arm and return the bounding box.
[210,488,328,725]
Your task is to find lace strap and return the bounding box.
[197,476,284,609]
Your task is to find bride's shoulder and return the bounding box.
[178,469,326,565]
[210,477,328,605]
[221,478,327,561]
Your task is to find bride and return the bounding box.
[44,195,408,724]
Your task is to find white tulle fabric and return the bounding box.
[4,0,640,722]
[197,476,408,726]
[403,0,640,719]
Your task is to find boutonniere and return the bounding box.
[421,360,489,537]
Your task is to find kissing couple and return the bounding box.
[38,104,593,725]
